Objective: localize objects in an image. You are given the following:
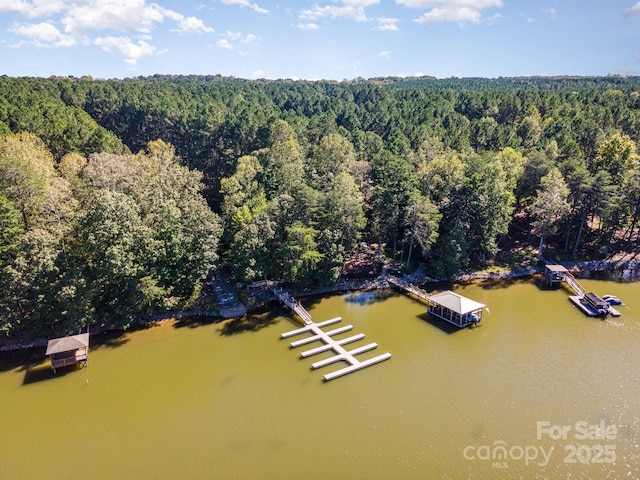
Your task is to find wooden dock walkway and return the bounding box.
[385,275,433,304]
[273,288,312,324]
[281,317,392,381]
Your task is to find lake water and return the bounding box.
[1,277,639,479]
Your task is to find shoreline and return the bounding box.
[2,259,638,354]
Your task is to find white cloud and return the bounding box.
[224,31,243,40]
[173,16,214,34]
[94,35,166,64]
[251,69,264,78]
[378,50,391,59]
[297,22,320,30]
[375,17,400,31]
[216,39,233,49]
[300,0,380,23]
[543,7,557,19]
[0,0,29,15]
[625,2,640,17]
[9,21,76,46]
[0,0,66,18]
[243,33,258,44]
[2,0,213,64]
[61,0,166,35]
[221,0,269,14]
[396,0,503,26]
[216,32,258,50]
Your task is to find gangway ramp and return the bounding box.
[273,287,312,324]
[563,272,586,296]
[385,275,433,304]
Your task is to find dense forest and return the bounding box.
[1,75,639,341]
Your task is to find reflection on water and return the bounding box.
[1,276,639,479]
[345,289,394,305]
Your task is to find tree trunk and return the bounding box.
[392,237,397,263]
[572,210,587,257]
[625,210,639,244]
[537,235,544,259]
[563,217,572,253]
[405,225,415,273]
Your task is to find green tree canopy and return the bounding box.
[528,167,571,257]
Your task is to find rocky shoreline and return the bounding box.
[2,259,638,353]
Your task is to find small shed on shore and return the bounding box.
[428,290,486,328]
[46,333,89,373]
[544,264,569,286]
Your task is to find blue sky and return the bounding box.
[1,0,639,80]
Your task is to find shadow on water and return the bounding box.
[1,329,130,375]
[417,312,469,335]
[173,315,220,329]
[219,311,281,336]
[0,347,46,373]
[23,363,86,385]
[304,285,420,309]
[468,275,537,291]
[300,294,332,311]
[90,330,131,350]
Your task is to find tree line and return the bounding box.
[1,75,639,341]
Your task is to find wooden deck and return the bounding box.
[50,349,88,370]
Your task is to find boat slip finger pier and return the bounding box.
[274,287,391,381]
[281,317,392,382]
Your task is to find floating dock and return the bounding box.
[568,295,621,317]
[281,317,392,381]
[544,264,622,318]
[274,288,391,381]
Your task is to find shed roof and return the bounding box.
[545,264,569,273]
[429,290,485,315]
[46,333,89,355]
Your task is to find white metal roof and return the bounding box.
[429,290,485,315]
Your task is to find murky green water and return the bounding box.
[1,277,639,479]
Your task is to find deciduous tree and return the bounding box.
[528,168,571,257]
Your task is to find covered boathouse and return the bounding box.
[46,333,89,373]
[428,290,486,328]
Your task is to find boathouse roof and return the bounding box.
[45,333,89,356]
[429,290,485,315]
